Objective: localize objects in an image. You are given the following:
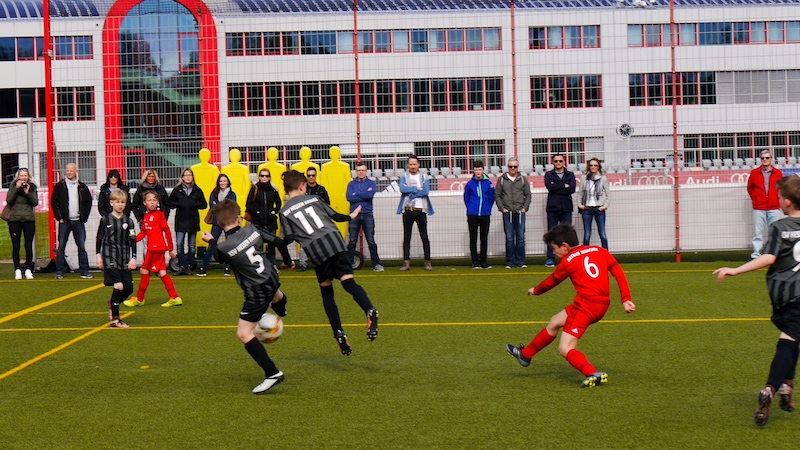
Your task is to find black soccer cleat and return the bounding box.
[505,344,531,367]
[755,386,774,426]
[366,308,379,341]
[778,382,795,413]
[335,330,352,356]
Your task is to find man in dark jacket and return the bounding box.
[298,167,330,271]
[544,155,576,267]
[51,163,94,279]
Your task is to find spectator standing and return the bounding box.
[544,155,576,267]
[245,168,285,267]
[578,158,610,249]
[298,167,330,271]
[346,164,384,272]
[132,169,170,223]
[169,168,207,275]
[6,168,38,280]
[98,169,131,219]
[747,150,783,259]
[397,155,434,272]
[495,157,531,269]
[51,163,93,279]
[198,174,236,276]
[464,160,495,269]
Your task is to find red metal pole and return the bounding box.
[510,0,518,158]
[353,0,361,163]
[43,0,56,260]
[670,0,681,263]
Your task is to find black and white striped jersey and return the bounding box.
[96,213,137,269]
[280,195,351,266]
[764,216,800,311]
[215,224,281,289]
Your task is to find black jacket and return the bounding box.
[245,181,281,229]
[51,179,93,223]
[544,169,576,213]
[98,182,132,218]
[169,184,207,233]
[307,183,330,205]
[132,183,170,222]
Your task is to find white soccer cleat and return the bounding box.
[252,371,284,394]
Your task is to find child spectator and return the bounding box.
[715,175,800,426]
[279,169,379,355]
[202,199,289,394]
[124,191,182,308]
[506,223,635,387]
[95,190,137,328]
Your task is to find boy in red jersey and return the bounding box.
[506,223,636,387]
[123,190,183,308]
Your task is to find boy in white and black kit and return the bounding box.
[279,169,379,356]
[202,199,289,394]
[95,190,137,328]
[715,175,800,426]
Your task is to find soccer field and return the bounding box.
[0,261,796,449]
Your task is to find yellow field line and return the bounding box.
[0,284,104,326]
[0,312,134,382]
[0,316,771,333]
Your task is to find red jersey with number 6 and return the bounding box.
[533,245,631,304]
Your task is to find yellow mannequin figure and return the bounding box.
[319,146,353,237]
[221,149,252,216]
[290,146,320,178]
[191,148,220,249]
[258,147,287,202]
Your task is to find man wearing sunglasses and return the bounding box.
[544,155,576,267]
[495,158,531,269]
[747,150,783,259]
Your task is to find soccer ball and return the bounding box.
[254,313,283,344]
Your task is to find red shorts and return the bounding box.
[141,251,167,273]
[563,300,610,339]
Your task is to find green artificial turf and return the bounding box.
[0,261,796,449]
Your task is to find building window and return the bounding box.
[55,87,95,121]
[531,75,601,109]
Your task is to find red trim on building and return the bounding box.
[102,0,220,182]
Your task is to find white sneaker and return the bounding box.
[14,269,22,280]
[24,269,33,280]
[252,371,284,394]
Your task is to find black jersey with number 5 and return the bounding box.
[215,224,280,289]
[280,195,350,266]
[764,216,800,311]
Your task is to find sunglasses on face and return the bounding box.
[508,165,518,168]
[761,157,772,160]
[260,174,270,178]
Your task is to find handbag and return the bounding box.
[1,203,10,221]
[244,186,258,222]
[203,208,214,225]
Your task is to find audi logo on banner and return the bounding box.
[636,175,675,185]
[449,181,467,191]
[729,173,750,183]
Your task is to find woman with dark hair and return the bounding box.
[578,157,611,249]
[245,168,282,266]
[132,169,170,222]
[197,173,236,276]
[169,168,207,275]
[6,168,38,280]
[98,169,131,219]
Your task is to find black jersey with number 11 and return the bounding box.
[280,195,351,266]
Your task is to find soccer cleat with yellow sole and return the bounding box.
[581,372,608,388]
[123,297,144,307]
[161,297,183,307]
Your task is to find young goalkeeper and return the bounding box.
[279,169,379,356]
[505,223,636,387]
[95,190,137,328]
[202,199,289,394]
[715,175,800,426]
[124,190,182,308]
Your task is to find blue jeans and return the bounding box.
[546,210,572,259]
[502,211,526,266]
[347,213,381,267]
[200,225,229,271]
[581,208,608,249]
[752,209,782,257]
[175,231,197,268]
[55,220,90,275]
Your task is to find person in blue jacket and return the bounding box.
[464,160,495,269]
[346,164,383,271]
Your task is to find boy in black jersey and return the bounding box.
[95,190,137,328]
[279,169,379,356]
[715,175,800,426]
[202,199,289,394]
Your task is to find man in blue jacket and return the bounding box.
[544,155,576,267]
[346,164,384,272]
[464,160,495,269]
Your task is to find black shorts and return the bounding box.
[240,281,281,323]
[104,268,133,288]
[772,302,800,341]
[314,252,354,284]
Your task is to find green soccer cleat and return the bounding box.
[581,372,608,388]
[161,297,183,307]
